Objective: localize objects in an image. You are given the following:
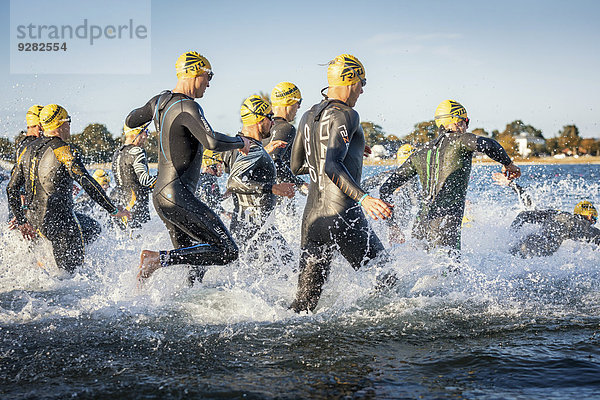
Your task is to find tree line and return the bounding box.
[1,119,599,163]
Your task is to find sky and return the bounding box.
[1,0,599,140]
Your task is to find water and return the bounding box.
[1,164,600,399]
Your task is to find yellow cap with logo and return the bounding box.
[327,54,366,87]
[434,100,468,128]
[202,150,223,168]
[40,104,70,131]
[271,82,302,107]
[175,51,212,79]
[574,200,598,219]
[397,143,415,164]
[123,123,148,138]
[26,105,44,127]
[92,169,110,186]
[240,95,272,126]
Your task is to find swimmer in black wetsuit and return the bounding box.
[289,54,393,313]
[380,100,521,252]
[262,82,308,189]
[111,123,157,229]
[492,173,600,257]
[7,105,44,225]
[225,95,296,263]
[126,51,251,285]
[6,104,129,273]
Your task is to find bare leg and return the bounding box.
[137,250,161,284]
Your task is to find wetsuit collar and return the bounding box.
[272,116,286,122]
[313,99,348,122]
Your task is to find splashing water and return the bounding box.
[1,164,599,399]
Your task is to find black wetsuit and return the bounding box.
[510,210,600,257]
[289,99,385,312]
[126,91,244,283]
[380,130,512,250]
[6,136,112,273]
[262,118,305,186]
[225,139,292,263]
[111,144,157,229]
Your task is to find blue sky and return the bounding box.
[1,0,599,140]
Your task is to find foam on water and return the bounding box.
[1,164,599,333]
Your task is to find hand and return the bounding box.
[272,182,295,198]
[238,136,251,155]
[491,172,511,186]
[18,222,37,241]
[388,224,405,245]
[264,140,287,154]
[364,144,372,158]
[360,195,393,220]
[502,162,521,180]
[8,217,17,230]
[112,206,131,219]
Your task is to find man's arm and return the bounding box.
[179,102,245,152]
[492,172,534,209]
[53,144,118,215]
[130,147,157,188]
[510,210,554,230]
[323,110,365,202]
[290,115,309,176]
[379,161,418,204]
[6,157,27,225]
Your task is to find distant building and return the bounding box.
[514,132,545,157]
[369,144,388,160]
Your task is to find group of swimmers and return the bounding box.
[5,52,600,312]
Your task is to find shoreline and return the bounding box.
[364,156,600,166]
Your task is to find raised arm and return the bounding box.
[53,144,118,215]
[323,111,365,202]
[130,147,157,188]
[126,94,160,128]
[379,160,418,204]
[180,101,244,152]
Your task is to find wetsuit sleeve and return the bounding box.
[290,115,309,176]
[379,160,418,203]
[586,227,600,245]
[227,151,273,195]
[6,150,27,224]
[510,210,554,229]
[53,144,118,214]
[461,133,512,166]
[179,101,244,152]
[508,181,533,209]
[129,147,156,188]
[126,94,160,128]
[323,110,366,202]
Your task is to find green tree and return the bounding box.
[70,123,117,163]
[495,132,518,157]
[361,121,386,147]
[471,128,490,137]
[557,124,581,153]
[502,120,544,139]
[403,120,437,144]
[0,137,15,161]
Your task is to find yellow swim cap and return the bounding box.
[397,143,415,164]
[40,104,70,132]
[123,123,149,138]
[175,51,213,79]
[202,150,223,168]
[327,54,366,87]
[240,95,272,126]
[92,169,110,186]
[26,105,44,127]
[574,200,598,219]
[434,100,468,128]
[271,82,302,107]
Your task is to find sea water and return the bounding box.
[1,164,599,399]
